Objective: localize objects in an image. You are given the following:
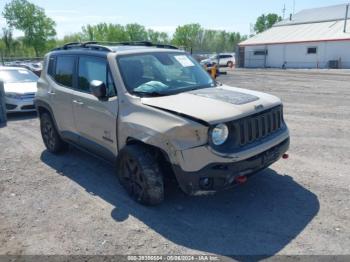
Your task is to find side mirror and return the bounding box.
[90,80,107,100]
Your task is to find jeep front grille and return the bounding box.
[231,106,284,147]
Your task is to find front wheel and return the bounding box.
[227,61,234,68]
[116,144,164,205]
[40,112,68,154]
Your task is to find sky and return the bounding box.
[0,0,348,38]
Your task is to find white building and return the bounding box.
[238,4,350,69]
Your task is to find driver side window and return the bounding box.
[78,56,117,97]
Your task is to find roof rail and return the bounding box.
[52,41,178,52]
[82,41,178,49]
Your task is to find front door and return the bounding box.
[72,55,118,160]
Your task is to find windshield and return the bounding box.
[0,69,38,83]
[117,52,215,96]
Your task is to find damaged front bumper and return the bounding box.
[172,137,290,195]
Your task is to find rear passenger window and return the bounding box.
[78,56,116,97]
[47,56,56,77]
[54,56,75,87]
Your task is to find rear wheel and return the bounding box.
[227,61,234,68]
[40,112,68,153]
[117,144,164,205]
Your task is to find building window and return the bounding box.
[254,50,268,56]
[307,47,317,54]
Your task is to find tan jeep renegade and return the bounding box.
[35,41,290,205]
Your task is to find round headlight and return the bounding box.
[211,124,229,146]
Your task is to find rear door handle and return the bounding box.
[48,91,55,95]
[73,100,84,105]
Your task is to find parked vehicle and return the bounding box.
[35,42,289,205]
[0,67,38,113]
[200,53,236,67]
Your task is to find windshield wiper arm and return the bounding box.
[132,90,166,97]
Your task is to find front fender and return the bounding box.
[117,104,208,165]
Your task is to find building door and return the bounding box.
[239,46,245,68]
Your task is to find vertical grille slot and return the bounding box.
[255,118,260,139]
[248,119,253,141]
[240,122,245,145]
[267,114,272,133]
[261,116,266,137]
[277,111,281,128]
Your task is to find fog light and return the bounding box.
[199,177,213,190]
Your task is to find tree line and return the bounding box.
[0,0,281,58]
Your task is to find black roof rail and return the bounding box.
[82,41,178,49]
[52,41,179,52]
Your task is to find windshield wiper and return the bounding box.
[132,90,167,97]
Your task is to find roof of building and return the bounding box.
[277,4,349,26]
[240,4,350,46]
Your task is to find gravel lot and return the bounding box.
[0,69,349,257]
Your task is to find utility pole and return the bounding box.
[344,4,349,33]
[293,0,296,15]
[282,4,286,19]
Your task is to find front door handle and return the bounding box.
[73,100,84,105]
[48,91,55,95]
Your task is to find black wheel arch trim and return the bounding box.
[34,99,61,138]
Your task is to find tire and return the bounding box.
[40,112,68,154]
[116,144,164,205]
[227,61,234,68]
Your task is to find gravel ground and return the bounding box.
[0,69,349,258]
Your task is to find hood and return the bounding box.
[4,82,37,94]
[141,85,282,125]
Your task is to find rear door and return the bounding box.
[71,55,118,160]
[48,55,78,140]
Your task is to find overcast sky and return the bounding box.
[0,0,347,38]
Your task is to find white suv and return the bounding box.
[200,53,236,67]
[35,42,289,205]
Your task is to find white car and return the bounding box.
[200,53,236,67]
[0,67,38,113]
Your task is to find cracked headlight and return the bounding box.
[210,124,229,146]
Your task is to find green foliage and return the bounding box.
[125,23,147,41]
[2,0,56,56]
[172,23,203,51]
[172,23,246,52]
[254,13,282,33]
[147,29,170,44]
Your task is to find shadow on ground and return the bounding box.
[41,147,319,257]
[7,112,37,122]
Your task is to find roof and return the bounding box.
[277,4,349,26]
[240,4,350,46]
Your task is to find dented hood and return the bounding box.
[141,85,282,125]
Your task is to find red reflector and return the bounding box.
[235,175,248,184]
[282,153,289,159]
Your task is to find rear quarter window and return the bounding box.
[47,56,56,77]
